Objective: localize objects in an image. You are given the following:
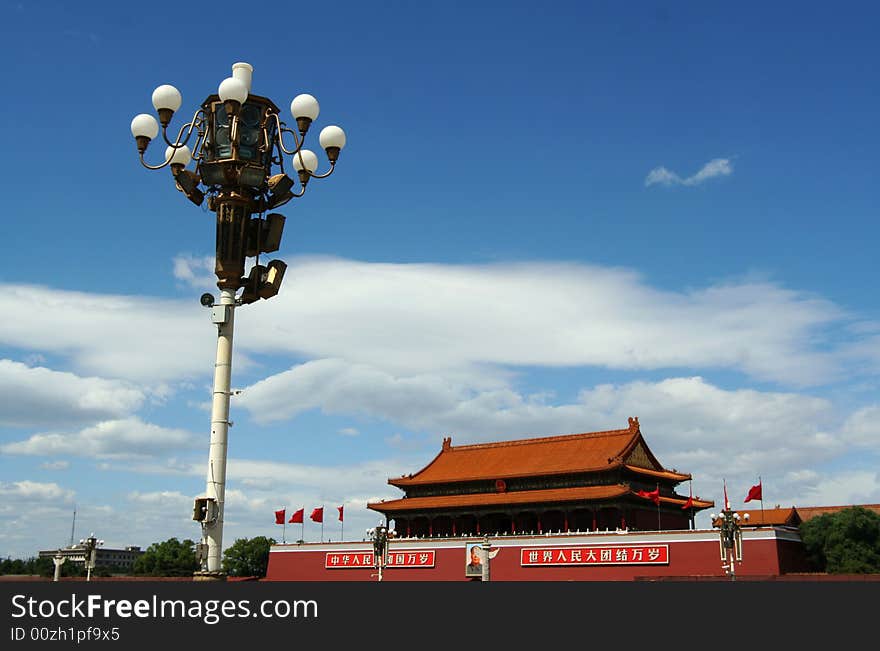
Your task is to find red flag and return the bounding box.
[274,509,286,525]
[723,480,731,510]
[310,507,324,523]
[637,488,660,505]
[744,482,762,503]
[337,505,344,522]
[682,483,694,509]
[289,507,304,524]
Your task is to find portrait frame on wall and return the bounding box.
[465,542,483,578]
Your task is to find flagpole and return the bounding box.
[759,476,764,523]
[656,483,661,531]
[688,480,694,530]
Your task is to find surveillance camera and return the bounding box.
[200,293,215,307]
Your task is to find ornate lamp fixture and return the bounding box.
[367,522,396,582]
[129,62,346,580]
[710,507,748,580]
[130,62,345,297]
[79,533,104,582]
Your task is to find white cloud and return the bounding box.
[0,480,75,503]
[173,254,216,289]
[839,406,880,448]
[127,490,192,506]
[237,363,880,518]
[233,257,845,386]
[0,258,861,388]
[39,460,70,470]
[0,417,200,460]
[0,284,215,383]
[0,359,145,427]
[239,361,841,471]
[645,157,733,187]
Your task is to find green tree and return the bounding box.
[32,556,55,578]
[222,536,276,578]
[133,537,199,576]
[799,506,880,573]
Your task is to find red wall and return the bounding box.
[265,529,809,581]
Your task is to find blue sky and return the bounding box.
[1,0,879,559]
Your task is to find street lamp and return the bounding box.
[130,62,346,580]
[79,533,104,582]
[367,522,396,582]
[710,508,749,580]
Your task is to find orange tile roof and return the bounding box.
[623,464,691,482]
[389,417,675,486]
[369,485,632,513]
[368,485,714,513]
[720,507,800,527]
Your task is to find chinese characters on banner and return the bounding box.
[520,545,669,566]
[325,550,436,569]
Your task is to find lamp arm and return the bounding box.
[306,162,337,180]
[290,150,336,181]
[138,151,174,171]
[271,113,304,155]
[160,108,205,149]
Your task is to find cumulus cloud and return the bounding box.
[0,417,199,460]
[0,360,144,428]
[239,362,840,469]
[232,257,844,386]
[0,480,75,503]
[173,254,215,289]
[236,364,880,521]
[838,406,880,448]
[0,284,215,383]
[645,157,733,187]
[0,258,861,388]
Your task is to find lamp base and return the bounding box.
[192,570,227,582]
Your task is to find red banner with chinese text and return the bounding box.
[520,545,669,566]
[325,550,436,569]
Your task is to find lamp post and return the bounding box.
[79,533,104,582]
[710,508,749,580]
[130,62,346,580]
[52,551,66,583]
[480,535,491,582]
[367,522,396,582]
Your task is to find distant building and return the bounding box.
[38,545,144,572]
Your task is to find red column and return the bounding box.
[452,519,457,536]
[592,510,597,531]
[476,519,481,535]
[429,520,433,537]
[564,512,569,532]
[538,515,542,534]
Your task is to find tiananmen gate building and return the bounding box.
[266,418,813,580]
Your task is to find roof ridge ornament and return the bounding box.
[628,416,640,432]
[441,436,452,451]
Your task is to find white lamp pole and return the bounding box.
[202,288,236,575]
